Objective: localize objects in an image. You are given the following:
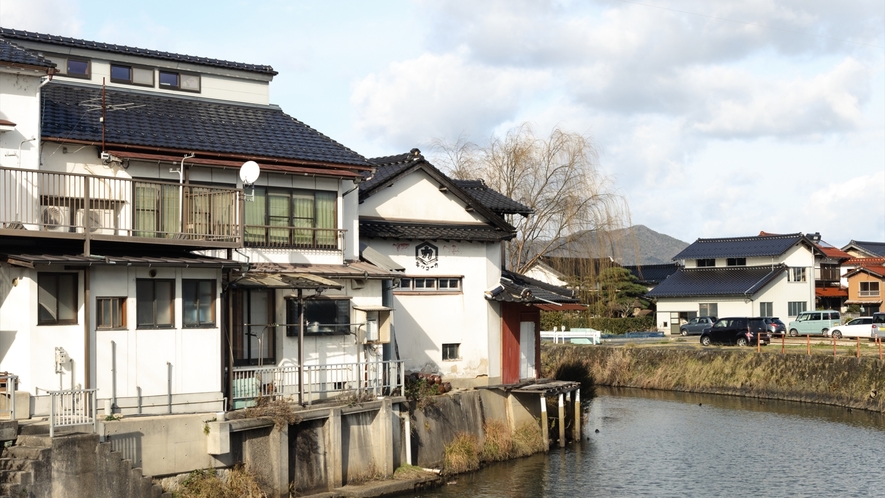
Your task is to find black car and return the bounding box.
[700,317,771,347]
[763,317,787,337]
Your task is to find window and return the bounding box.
[182,280,215,327]
[286,298,351,335]
[788,267,806,282]
[788,301,807,316]
[860,282,881,297]
[398,277,463,292]
[245,187,337,249]
[136,279,174,328]
[110,63,154,86]
[696,259,715,267]
[442,343,460,361]
[759,302,773,317]
[96,297,126,329]
[133,183,179,237]
[236,289,275,366]
[726,258,746,266]
[699,303,718,318]
[158,70,200,92]
[66,58,90,78]
[38,273,78,325]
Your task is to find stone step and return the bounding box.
[0,457,38,472]
[0,481,22,497]
[0,469,32,486]
[0,445,49,460]
[15,434,52,448]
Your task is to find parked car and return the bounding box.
[763,317,786,337]
[700,317,771,347]
[680,316,717,336]
[872,313,885,341]
[788,310,841,337]
[829,317,876,339]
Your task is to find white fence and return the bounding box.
[541,328,602,344]
[0,373,17,420]
[46,388,98,437]
[232,360,405,408]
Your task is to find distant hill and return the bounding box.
[549,225,690,266]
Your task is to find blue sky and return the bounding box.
[2,0,883,248]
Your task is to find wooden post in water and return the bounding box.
[558,393,566,447]
[540,394,549,451]
[573,388,581,442]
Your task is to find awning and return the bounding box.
[845,299,883,305]
[233,272,343,290]
[360,244,405,272]
[353,304,393,311]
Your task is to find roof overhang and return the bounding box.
[232,272,342,290]
[1,253,239,269]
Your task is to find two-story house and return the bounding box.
[0,27,390,416]
[646,233,821,335]
[358,149,578,386]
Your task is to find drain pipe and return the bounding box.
[171,153,194,234]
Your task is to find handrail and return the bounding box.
[0,373,17,421]
[43,388,98,437]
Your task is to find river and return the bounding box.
[414,387,885,497]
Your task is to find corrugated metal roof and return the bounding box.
[359,243,404,272]
[232,272,342,290]
[248,262,391,278]
[645,264,786,298]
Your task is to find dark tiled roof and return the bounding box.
[0,27,276,75]
[673,233,804,260]
[623,264,679,285]
[843,240,885,258]
[2,252,238,267]
[41,83,369,167]
[487,270,579,304]
[0,37,55,68]
[645,264,786,298]
[361,152,417,191]
[360,220,514,242]
[451,179,532,216]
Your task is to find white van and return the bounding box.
[788,310,841,337]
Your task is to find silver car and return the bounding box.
[679,316,717,336]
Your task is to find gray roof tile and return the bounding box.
[0,37,55,68]
[0,27,275,75]
[360,220,514,242]
[452,179,532,216]
[645,264,786,298]
[41,82,369,167]
[623,264,679,285]
[673,233,805,260]
[488,270,579,304]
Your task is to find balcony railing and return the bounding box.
[0,166,241,247]
[244,225,344,251]
[231,360,405,408]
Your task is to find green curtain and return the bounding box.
[244,187,266,244]
[268,191,290,246]
[315,191,336,248]
[292,191,314,246]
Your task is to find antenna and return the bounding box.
[239,161,260,201]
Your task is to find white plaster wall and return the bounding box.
[0,71,43,171]
[360,171,486,224]
[365,239,502,382]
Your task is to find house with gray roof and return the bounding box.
[646,233,821,335]
[359,149,578,386]
[0,27,393,421]
[841,240,885,259]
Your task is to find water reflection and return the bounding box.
[416,388,885,497]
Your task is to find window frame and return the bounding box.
[442,343,460,361]
[158,69,201,92]
[698,303,718,318]
[696,258,715,267]
[726,257,746,266]
[286,298,352,336]
[96,296,126,330]
[182,279,216,328]
[397,276,463,293]
[860,281,881,297]
[244,187,338,249]
[788,301,808,316]
[37,273,79,326]
[759,302,773,317]
[788,267,807,282]
[110,63,154,87]
[65,57,91,79]
[135,279,175,329]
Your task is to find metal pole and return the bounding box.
[404,402,412,465]
[298,288,304,405]
[111,340,117,410]
[540,394,548,451]
[573,388,581,442]
[167,362,172,414]
[558,393,566,446]
[50,394,55,438]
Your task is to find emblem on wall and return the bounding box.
[415,242,439,270]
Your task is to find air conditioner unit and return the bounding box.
[41,205,71,232]
[77,208,117,235]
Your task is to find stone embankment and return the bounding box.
[542,344,885,411]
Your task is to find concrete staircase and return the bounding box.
[0,432,51,498]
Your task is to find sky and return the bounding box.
[1,0,883,248]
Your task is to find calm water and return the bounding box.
[415,387,885,497]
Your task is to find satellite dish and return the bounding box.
[239,161,260,185]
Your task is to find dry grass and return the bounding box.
[510,421,545,457]
[480,420,513,462]
[243,397,300,430]
[172,465,266,498]
[393,464,437,480]
[442,432,480,475]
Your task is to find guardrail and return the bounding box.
[0,373,17,420]
[231,360,405,408]
[44,388,98,437]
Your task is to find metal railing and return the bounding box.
[244,225,344,251]
[0,373,17,420]
[0,166,241,246]
[45,388,98,437]
[231,360,405,408]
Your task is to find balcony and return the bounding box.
[0,166,241,248]
[244,224,345,251]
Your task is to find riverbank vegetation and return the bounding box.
[441,420,546,475]
[542,344,885,411]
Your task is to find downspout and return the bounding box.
[172,153,195,234]
[84,268,91,389]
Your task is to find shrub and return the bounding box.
[511,421,546,457]
[442,432,480,475]
[480,420,513,462]
[174,465,266,498]
[243,397,300,430]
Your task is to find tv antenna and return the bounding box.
[239,160,260,202]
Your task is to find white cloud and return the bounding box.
[0,0,82,35]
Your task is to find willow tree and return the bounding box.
[432,124,632,277]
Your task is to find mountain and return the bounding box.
[549,225,690,266]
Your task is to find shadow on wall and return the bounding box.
[108,431,144,469]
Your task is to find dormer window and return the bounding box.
[726,258,746,266]
[696,258,715,267]
[66,58,90,78]
[110,63,154,87]
[159,70,200,92]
